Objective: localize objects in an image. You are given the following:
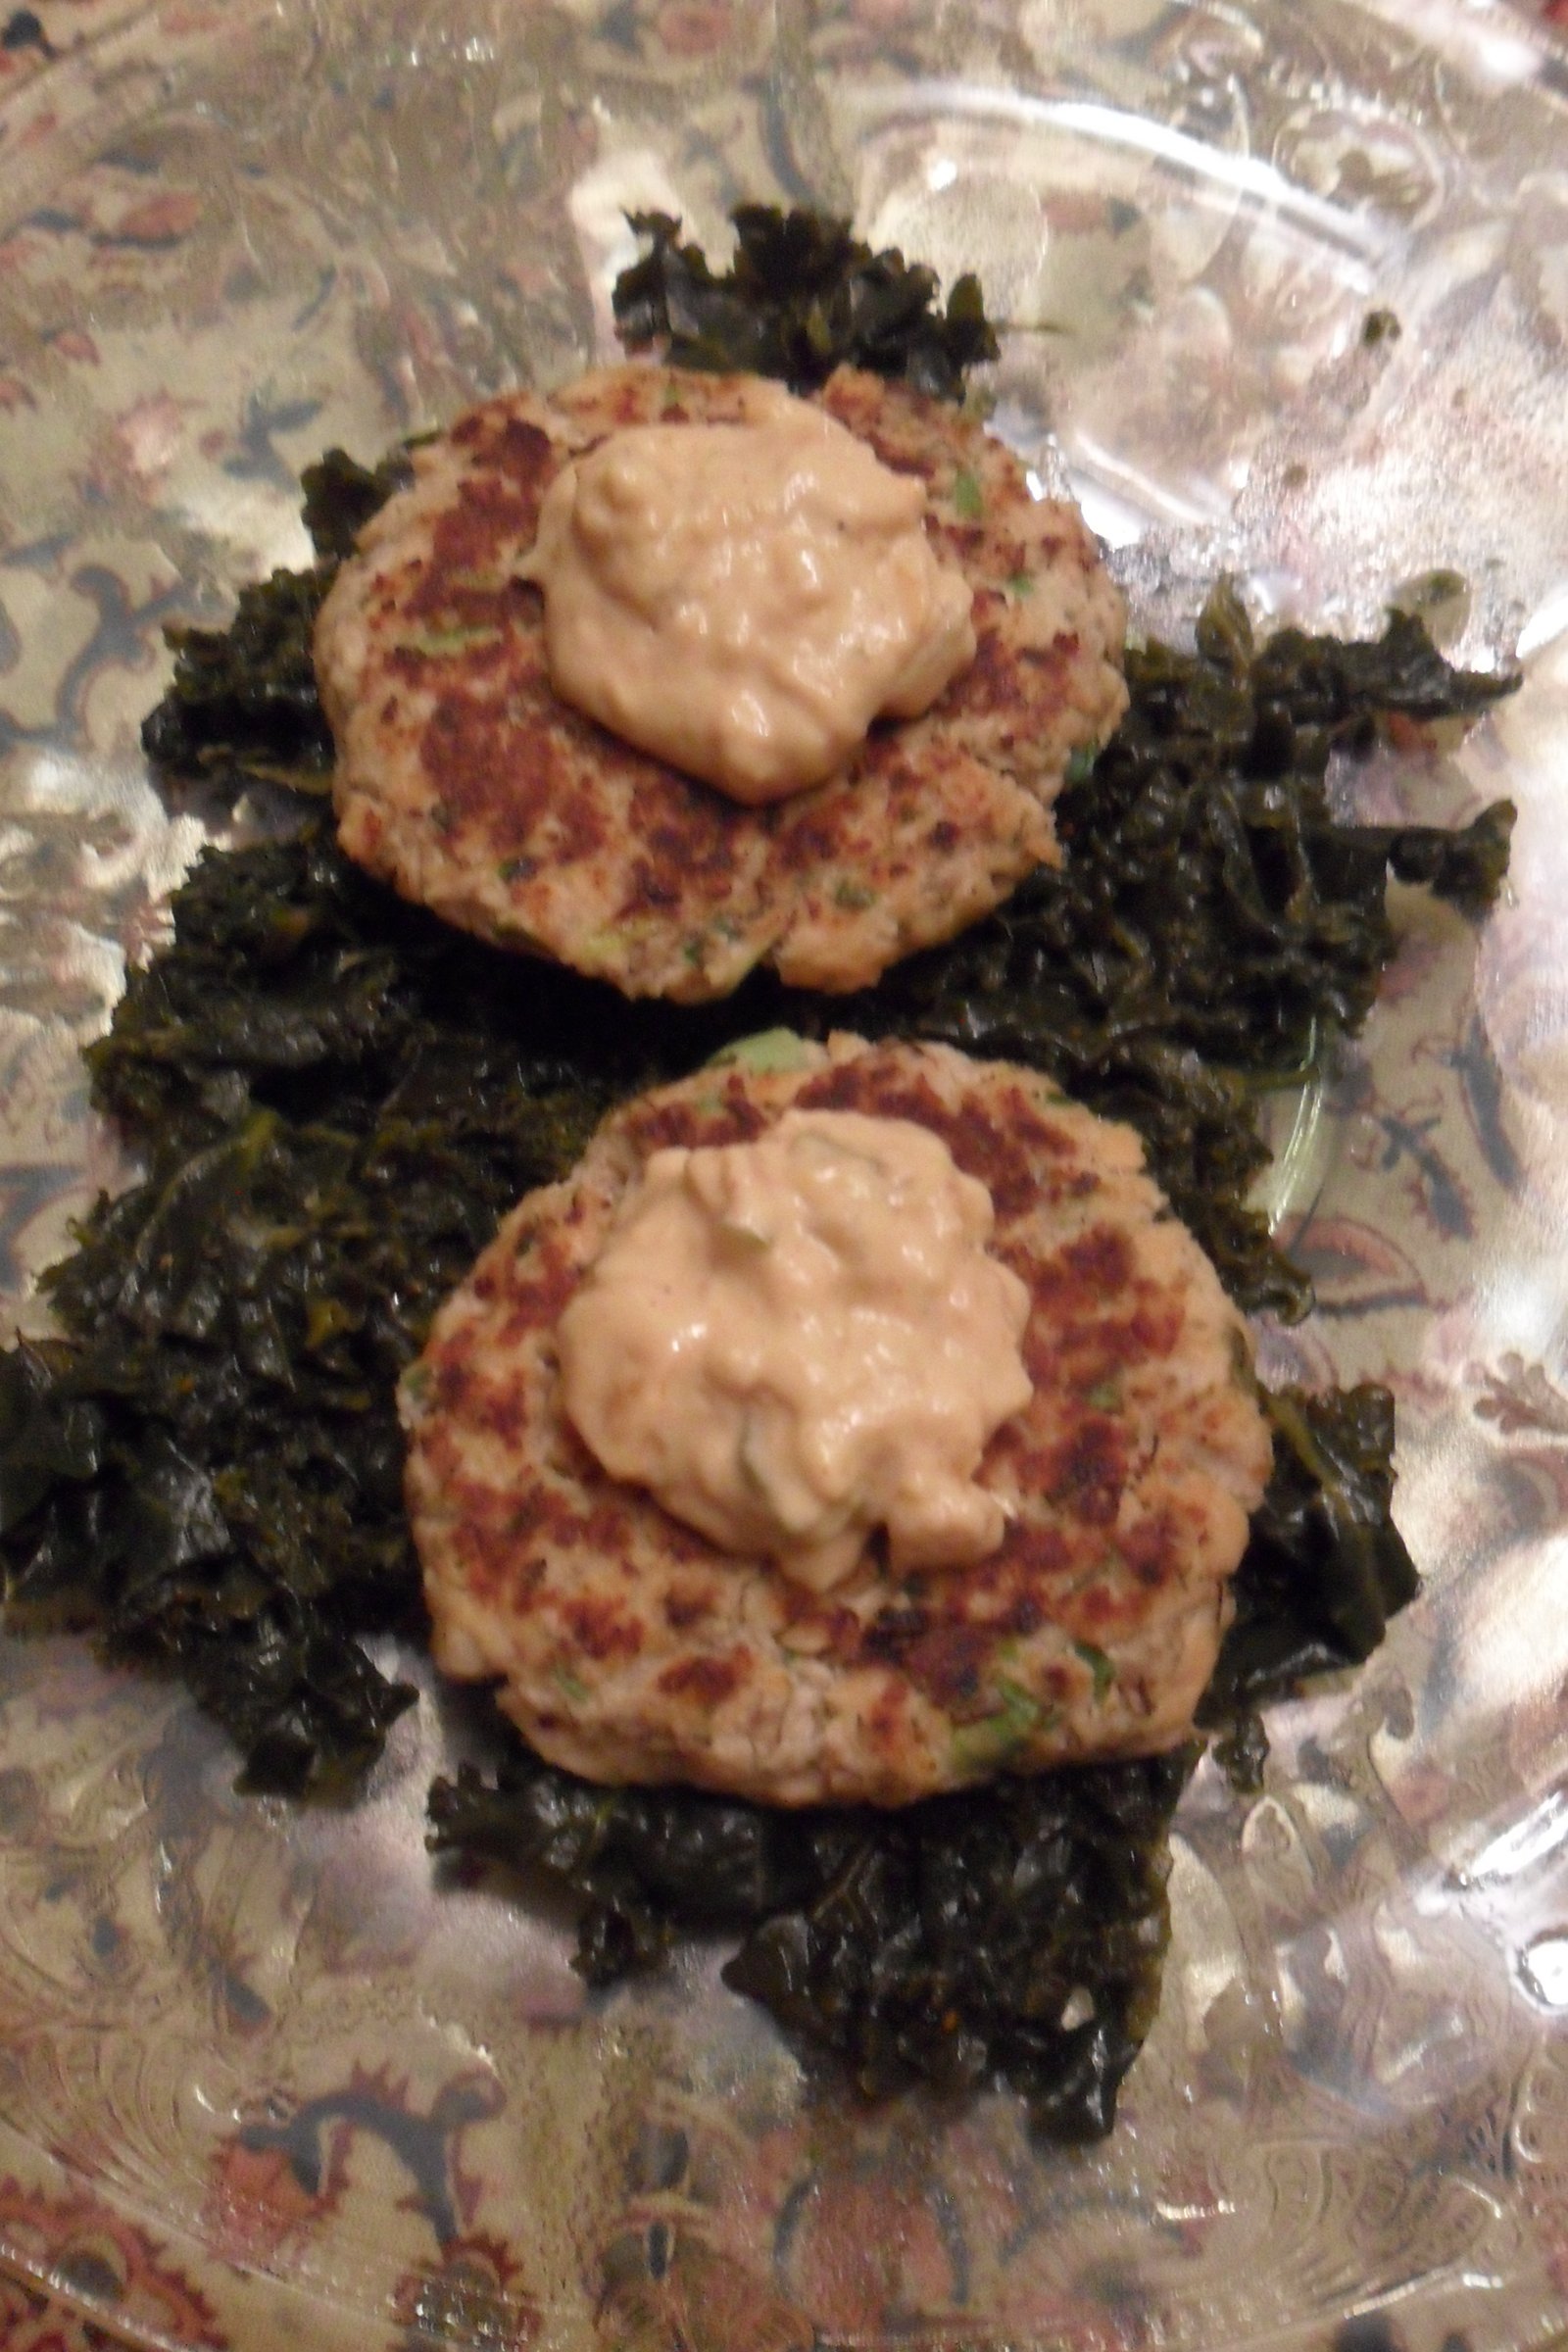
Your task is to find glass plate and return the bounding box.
[2,2,1567,2347]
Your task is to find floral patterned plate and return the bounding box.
[3,1,1568,2347]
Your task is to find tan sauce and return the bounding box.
[518,382,976,804]
[556,1109,1032,1592]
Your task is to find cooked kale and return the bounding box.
[430,1740,1195,2143]
[1,829,615,1794]
[299,444,417,564]
[1362,307,1402,347]
[612,205,999,399]
[138,449,416,791]
[1198,1384,1418,1754]
[138,565,337,791]
[0,228,1520,2137]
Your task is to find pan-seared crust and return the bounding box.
[316,366,1127,1003]
[402,1036,1273,1807]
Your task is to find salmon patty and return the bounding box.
[401,1035,1273,1808]
[315,366,1127,1003]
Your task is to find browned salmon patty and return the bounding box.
[401,1035,1273,1808]
[315,366,1127,1003]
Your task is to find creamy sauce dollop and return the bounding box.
[556,1109,1032,1592]
[519,382,976,804]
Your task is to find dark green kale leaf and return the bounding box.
[429,1736,1194,2143]
[1198,1384,1420,1754]
[138,565,337,792]
[612,205,999,399]
[0,1340,103,1543]
[1363,801,1516,919]
[720,1751,1193,2141]
[1251,607,1515,733]
[427,1751,823,1980]
[2,828,617,1795]
[136,446,416,793]
[299,444,416,563]
[1362,308,1402,347]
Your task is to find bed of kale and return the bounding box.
[0,210,1517,2141]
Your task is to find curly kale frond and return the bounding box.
[612,204,999,399]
